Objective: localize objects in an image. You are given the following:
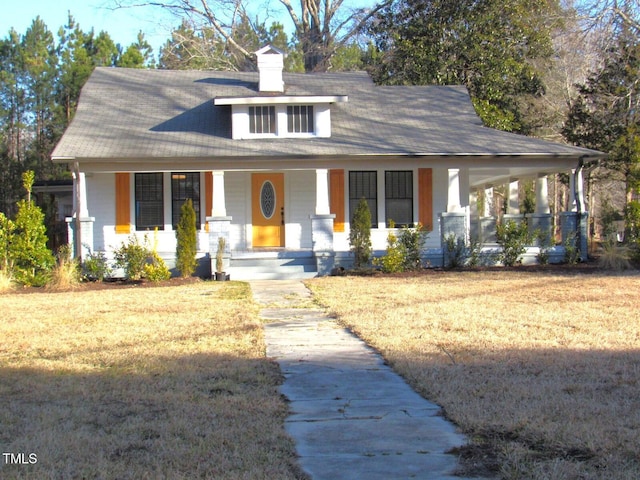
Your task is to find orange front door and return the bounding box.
[252,173,285,247]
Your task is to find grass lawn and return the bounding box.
[308,270,640,480]
[0,281,306,479]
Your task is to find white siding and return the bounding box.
[286,170,315,249]
[225,171,249,250]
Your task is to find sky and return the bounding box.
[0,0,378,62]
[0,0,193,57]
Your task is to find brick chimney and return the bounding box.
[256,45,284,93]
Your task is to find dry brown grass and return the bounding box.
[0,281,305,479]
[308,270,640,479]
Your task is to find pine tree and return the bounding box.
[175,198,198,277]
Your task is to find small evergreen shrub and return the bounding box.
[144,252,171,282]
[535,229,551,265]
[563,232,581,265]
[114,235,151,281]
[624,200,640,242]
[374,222,426,273]
[349,198,372,268]
[9,172,55,286]
[175,199,198,277]
[0,212,14,273]
[398,223,426,270]
[444,233,466,269]
[373,230,404,273]
[467,236,482,268]
[496,219,530,267]
[82,249,111,281]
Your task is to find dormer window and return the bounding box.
[287,105,314,134]
[249,106,276,134]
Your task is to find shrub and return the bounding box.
[0,212,14,273]
[624,200,640,242]
[598,236,632,271]
[144,251,171,282]
[49,245,81,290]
[349,198,372,268]
[398,224,426,270]
[535,228,551,265]
[175,199,198,277]
[444,234,466,269]
[374,223,426,273]
[0,269,13,293]
[9,172,55,286]
[496,219,530,267]
[373,230,404,273]
[467,236,482,268]
[114,235,150,281]
[82,249,111,281]
[215,236,226,273]
[564,231,581,265]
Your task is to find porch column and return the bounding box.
[508,179,519,214]
[574,167,586,213]
[315,169,330,215]
[479,186,496,243]
[207,170,232,278]
[447,168,462,212]
[529,174,553,246]
[211,170,227,217]
[483,186,494,217]
[535,174,550,214]
[68,165,94,260]
[569,169,577,212]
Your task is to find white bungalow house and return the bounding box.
[52,46,604,279]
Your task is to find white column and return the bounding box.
[73,169,89,218]
[535,175,550,214]
[211,170,227,217]
[508,179,519,214]
[447,168,461,212]
[483,187,494,217]
[575,167,585,212]
[469,189,479,217]
[315,169,330,215]
[569,169,577,212]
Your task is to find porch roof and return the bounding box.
[52,67,603,165]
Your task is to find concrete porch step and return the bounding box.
[229,253,318,280]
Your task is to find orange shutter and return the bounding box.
[205,172,213,232]
[115,173,131,234]
[330,169,345,232]
[418,168,433,232]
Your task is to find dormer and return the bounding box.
[256,45,284,93]
[214,45,348,140]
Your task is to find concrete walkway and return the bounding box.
[251,280,475,480]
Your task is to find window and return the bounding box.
[249,106,276,134]
[135,173,164,230]
[172,172,201,229]
[287,105,314,133]
[385,171,413,228]
[349,171,377,228]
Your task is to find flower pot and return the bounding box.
[215,272,226,281]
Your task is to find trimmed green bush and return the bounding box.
[175,199,198,277]
[496,219,530,267]
[349,198,372,268]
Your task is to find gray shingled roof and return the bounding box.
[52,67,601,161]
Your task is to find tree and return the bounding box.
[365,0,562,133]
[563,27,640,206]
[9,171,55,286]
[117,31,154,67]
[175,198,198,277]
[114,0,388,72]
[349,198,372,268]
